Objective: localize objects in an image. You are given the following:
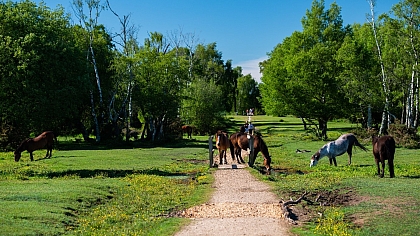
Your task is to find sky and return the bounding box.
[33,0,398,82]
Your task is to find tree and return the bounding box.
[367,0,392,134]
[134,32,188,141]
[260,0,350,139]
[180,42,228,134]
[237,74,260,115]
[73,0,112,142]
[107,0,139,142]
[181,79,225,134]
[391,0,420,129]
[0,0,88,148]
[336,23,382,128]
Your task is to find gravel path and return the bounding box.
[174,166,291,236]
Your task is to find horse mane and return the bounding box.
[255,135,270,157]
[15,138,31,153]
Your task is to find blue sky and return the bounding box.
[34,0,397,81]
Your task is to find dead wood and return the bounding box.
[280,191,308,225]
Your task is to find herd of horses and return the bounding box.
[310,133,395,178]
[214,130,271,173]
[13,126,395,178]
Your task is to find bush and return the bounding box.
[351,123,420,149]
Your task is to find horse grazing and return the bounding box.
[310,133,367,167]
[14,131,57,162]
[215,130,231,165]
[230,132,271,173]
[372,135,395,178]
[182,125,193,139]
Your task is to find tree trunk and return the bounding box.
[367,104,372,129]
[368,0,390,135]
[318,119,328,140]
[90,90,100,142]
[300,117,307,130]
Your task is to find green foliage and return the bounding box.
[237,74,261,115]
[0,0,89,146]
[260,1,351,139]
[181,79,226,134]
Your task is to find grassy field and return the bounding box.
[0,115,419,235]
[236,115,420,236]
[0,140,213,235]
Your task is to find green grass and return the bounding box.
[1,115,420,235]
[237,115,420,236]
[0,139,213,235]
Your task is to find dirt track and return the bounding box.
[174,166,291,236]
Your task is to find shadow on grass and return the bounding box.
[56,138,210,151]
[45,168,197,179]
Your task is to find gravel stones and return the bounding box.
[175,169,291,236]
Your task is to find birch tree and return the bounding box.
[392,0,420,129]
[367,0,391,134]
[72,0,105,142]
[106,0,139,142]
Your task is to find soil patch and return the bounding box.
[282,188,366,225]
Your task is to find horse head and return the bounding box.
[14,150,22,162]
[310,151,321,167]
[255,136,271,173]
[14,139,29,162]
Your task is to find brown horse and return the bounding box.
[215,130,231,165]
[229,132,246,164]
[182,125,193,139]
[230,132,271,173]
[372,135,395,178]
[14,131,57,162]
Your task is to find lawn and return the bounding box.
[0,140,213,235]
[0,115,419,235]
[238,115,420,236]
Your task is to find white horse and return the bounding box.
[310,133,367,167]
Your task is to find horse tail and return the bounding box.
[354,137,368,152]
[229,138,235,159]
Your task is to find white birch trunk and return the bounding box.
[368,0,390,135]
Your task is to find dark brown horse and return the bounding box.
[182,125,193,139]
[230,132,271,173]
[229,132,246,164]
[372,135,395,178]
[215,130,231,165]
[14,131,56,162]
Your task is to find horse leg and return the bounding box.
[239,153,245,164]
[219,149,224,165]
[380,160,385,178]
[375,159,380,176]
[347,148,353,165]
[329,157,337,166]
[388,159,395,178]
[223,150,227,164]
[264,158,271,175]
[236,148,245,163]
[47,146,52,158]
[30,152,34,161]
